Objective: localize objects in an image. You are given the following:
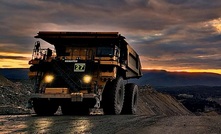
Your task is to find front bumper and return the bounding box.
[30,93,97,102]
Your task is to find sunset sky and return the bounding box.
[0,0,221,74]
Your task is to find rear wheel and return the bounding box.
[33,99,59,116]
[122,83,139,114]
[102,77,125,115]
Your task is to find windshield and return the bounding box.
[96,47,114,57]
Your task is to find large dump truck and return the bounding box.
[28,31,142,115]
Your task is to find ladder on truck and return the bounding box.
[51,60,82,92]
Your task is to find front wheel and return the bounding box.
[33,99,59,116]
[122,83,139,114]
[102,77,125,115]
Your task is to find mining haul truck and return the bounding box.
[28,32,142,115]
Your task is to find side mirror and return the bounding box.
[47,48,52,57]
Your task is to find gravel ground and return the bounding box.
[0,114,161,134]
[0,79,33,115]
[0,115,221,134]
[137,116,221,134]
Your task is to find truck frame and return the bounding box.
[28,32,142,115]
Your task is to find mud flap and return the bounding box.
[89,95,104,115]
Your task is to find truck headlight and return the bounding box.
[45,75,54,83]
[83,75,92,84]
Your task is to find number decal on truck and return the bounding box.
[74,63,86,72]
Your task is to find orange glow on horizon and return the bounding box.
[0,52,31,57]
[0,52,221,75]
[178,69,221,75]
[0,52,31,68]
[142,68,221,75]
[0,59,30,68]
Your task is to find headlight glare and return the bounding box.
[83,75,92,84]
[45,75,54,83]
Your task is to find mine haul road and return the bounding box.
[1,114,221,134]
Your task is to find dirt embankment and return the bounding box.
[137,87,192,116]
[0,75,33,114]
[0,75,191,116]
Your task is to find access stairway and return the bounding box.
[51,60,82,92]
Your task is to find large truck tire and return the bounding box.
[122,83,138,114]
[33,99,59,116]
[102,77,125,115]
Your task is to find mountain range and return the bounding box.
[0,68,29,80]
[130,70,221,87]
[1,68,221,87]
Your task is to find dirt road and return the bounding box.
[1,114,221,134]
[0,114,160,134]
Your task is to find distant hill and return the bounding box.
[130,70,221,87]
[0,68,29,80]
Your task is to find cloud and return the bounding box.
[0,55,28,60]
[0,0,221,71]
[131,21,221,70]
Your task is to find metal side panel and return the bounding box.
[126,45,142,78]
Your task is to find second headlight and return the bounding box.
[83,75,92,84]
